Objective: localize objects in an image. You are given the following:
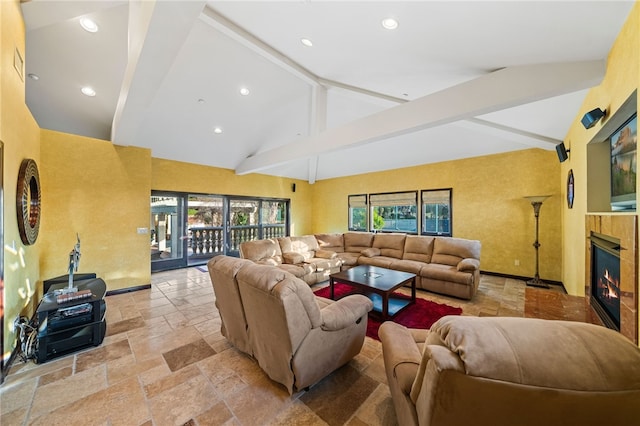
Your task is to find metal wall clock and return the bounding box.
[16,158,41,245]
[567,169,574,209]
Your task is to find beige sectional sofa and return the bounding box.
[207,255,373,394]
[379,316,640,426]
[240,231,481,300]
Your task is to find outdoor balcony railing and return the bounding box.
[188,224,286,257]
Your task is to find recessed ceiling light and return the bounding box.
[301,38,313,47]
[28,73,39,80]
[239,87,250,96]
[381,18,399,30]
[81,87,96,97]
[80,17,99,33]
[213,127,223,134]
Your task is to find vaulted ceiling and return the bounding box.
[21,1,635,182]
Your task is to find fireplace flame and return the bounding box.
[601,269,620,299]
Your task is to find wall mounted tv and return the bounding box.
[610,113,637,211]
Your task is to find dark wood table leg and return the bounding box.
[382,292,389,320]
[411,277,416,303]
[330,278,335,300]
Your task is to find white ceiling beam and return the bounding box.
[200,6,319,87]
[455,118,561,149]
[236,60,604,175]
[111,0,206,144]
[307,85,328,184]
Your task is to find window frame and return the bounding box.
[421,188,453,237]
[348,194,368,231]
[369,191,418,234]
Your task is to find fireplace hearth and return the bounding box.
[590,233,621,330]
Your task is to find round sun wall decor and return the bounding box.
[16,158,41,245]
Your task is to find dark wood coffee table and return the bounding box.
[329,265,416,320]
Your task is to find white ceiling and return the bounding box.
[21,1,635,182]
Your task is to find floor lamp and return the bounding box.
[525,195,550,288]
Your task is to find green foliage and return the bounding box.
[373,209,385,230]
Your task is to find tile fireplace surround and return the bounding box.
[586,214,638,344]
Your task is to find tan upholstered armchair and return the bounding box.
[380,316,640,426]
[206,256,255,355]
[235,261,373,394]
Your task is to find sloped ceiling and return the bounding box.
[21,1,635,181]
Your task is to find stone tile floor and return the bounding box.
[1,268,599,426]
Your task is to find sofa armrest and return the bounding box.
[320,295,373,331]
[315,249,337,259]
[283,252,305,264]
[361,247,381,257]
[457,258,480,272]
[379,322,424,395]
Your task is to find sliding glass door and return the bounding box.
[150,195,186,271]
[151,192,289,271]
[187,195,225,264]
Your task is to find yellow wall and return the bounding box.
[39,130,152,292]
[312,148,562,281]
[1,0,42,360]
[151,158,313,236]
[561,2,640,297]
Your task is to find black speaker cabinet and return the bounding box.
[556,142,569,162]
[581,108,605,129]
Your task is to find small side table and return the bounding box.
[36,278,107,363]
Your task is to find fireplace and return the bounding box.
[590,233,621,331]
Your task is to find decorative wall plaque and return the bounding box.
[16,159,41,245]
[567,169,574,209]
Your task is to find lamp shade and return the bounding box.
[525,195,551,204]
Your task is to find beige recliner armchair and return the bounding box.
[380,316,640,426]
[207,256,256,355]
[235,261,373,394]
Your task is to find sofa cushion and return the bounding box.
[358,256,397,269]
[239,238,283,264]
[283,252,305,264]
[306,257,342,272]
[278,263,314,278]
[373,233,407,259]
[431,237,481,266]
[361,247,381,257]
[336,252,361,267]
[390,259,425,275]
[279,235,319,261]
[315,249,337,259]
[344,232,374,253]
[403,235,435,263]
[419,264,474,285]
[315,233,345,253]
[457,258,480,272]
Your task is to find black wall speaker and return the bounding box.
[581,108,606,129]
[555,142,569,163]
[292,183,296,193]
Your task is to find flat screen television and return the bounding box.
[610,113,637,211]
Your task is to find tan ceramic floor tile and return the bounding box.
[29,364,108,419]
[224,374,295,425]
[353,383,397,426]
[106,353,164,385]
[162,338,216,372]
[147,373,219,426]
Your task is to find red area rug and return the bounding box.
[314,283,463,341]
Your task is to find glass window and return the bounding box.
[348,194,368,231]
[421,189,452,236]
[369,191,418,233]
